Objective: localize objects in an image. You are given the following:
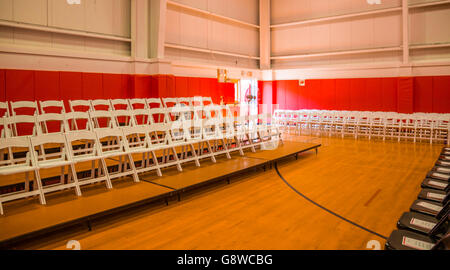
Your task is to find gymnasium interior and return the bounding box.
[0,0,449,251]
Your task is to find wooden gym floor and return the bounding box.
[10,135,443,250]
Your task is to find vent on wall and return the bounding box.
[299,79,306,86]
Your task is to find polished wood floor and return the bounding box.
[12,135,443,250]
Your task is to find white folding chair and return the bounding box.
[30,133,81,197]
[0,136,44,215]
[112,110,135,127]
[122,126,162,177]
[169,112,201,167]
[148,123,183,172]
[202,97,213,106]
[149,108,170,124]
[234,115,256,153]
[90,99,112,111]
[177,97,193,107]
[95,128,139,184]
[39,100,66,115]
[65,131,112,189]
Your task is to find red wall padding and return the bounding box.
[413,76,433,113]
[6,69,35,102]
[432,76,450,113]
[82,73,103,100]
[397,77,414,114]
[0,70,6,102]
[103,73,124,99]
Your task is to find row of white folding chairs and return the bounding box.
[0,97,214,118]
[0,111,281,215]
[0,104,250,138]
[274,110,450,144]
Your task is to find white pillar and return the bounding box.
[259,0,271,70]
[149,0,167,59]
[131,0,149,60]
[402,0,409,65]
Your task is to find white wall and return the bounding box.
[164,0,260,69]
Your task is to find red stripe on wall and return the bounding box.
[433,76,450,113]
[413,76,433,113]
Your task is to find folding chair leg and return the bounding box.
[0,201,3,215]
[206,141,216,163]
[34,169,46,205]
[127,154,140,183]
[151,151,162,177]
[100,159,113,189]
[171,147,183,172]
[69,163,82,196]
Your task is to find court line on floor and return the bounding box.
[274,162,388,240]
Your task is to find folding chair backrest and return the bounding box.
[202,97,213,106]
[148,123,172,146]
[112,110,135,127]
[110,99,131,111]
[132,109,151,126]
[121,126,149,151]
[91,99,112,111]
[192,96,203,107]
[89,110,117,129]
[95,128,125,155]
[146,98,163,109]
[8,115,37,137]
[129,98,149,110]
[30,133,69,162]
[64,112,93,131]
[65,130,99,158]
[10,101,38,116]
[177,97,192,107]
[162,97,179,108]
[36,113,66,135]
[69,100,92,112]
[149,108,169,124]
[39,100,66,114]
[0,101,10,117]
[0,136,34,168]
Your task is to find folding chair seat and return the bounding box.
[122,126,162,177]
[397,211,449,238]
[410,200,449,219]
[110,99,131,111]
[95,128,139,183]
[65,131,112,189]
[148,123,183,172]
[421,177,449,192]
[418,189,449,204]
[69,100,92,112]
[0,137,44,215]
[10,100,38,116]
[30,133,81,197]
[38,100,66,115]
